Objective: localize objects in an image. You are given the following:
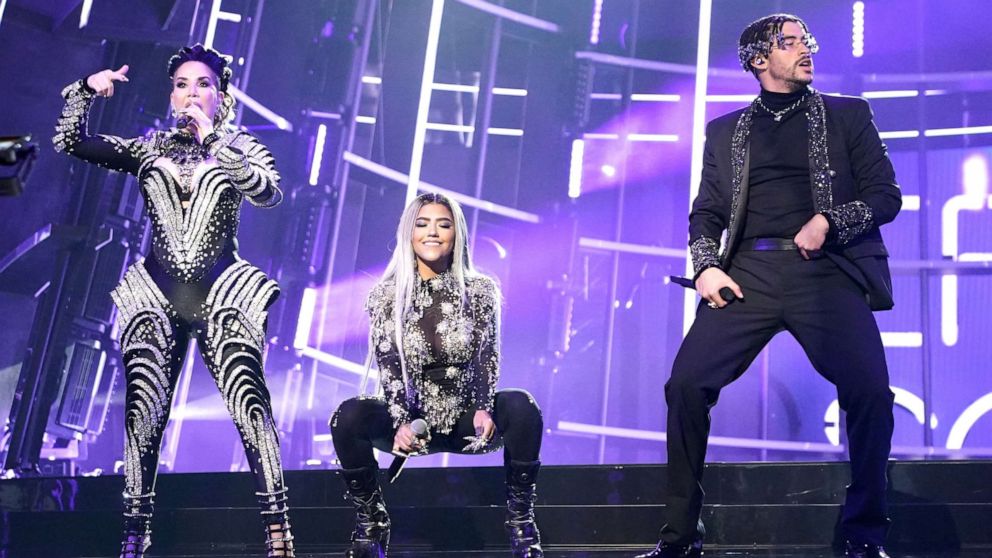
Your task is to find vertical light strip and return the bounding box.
[309,124,328,186]
[683,0,713,335]
[942,155,989,258]
[568,139,585,198]
[590,0,604,45]
[939,154,989,347]
[294,287,318,349]
[0,0,7,28]
[306,362,318,411]
[941,275,958,347]
[79,0,94,28]
[407,0,447,205]
[852,1,865,58]
[204,0,225,49]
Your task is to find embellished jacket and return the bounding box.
[688,91,902,310]
[366,272,501,434]
[53,79,282,284]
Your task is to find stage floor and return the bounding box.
[69,551,990,557]
[10,462,988,557]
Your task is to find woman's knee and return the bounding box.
[329,396,370,434]
[496,389,543,426]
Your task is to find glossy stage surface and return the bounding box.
[4,461,990,557]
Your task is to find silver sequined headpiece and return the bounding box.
[737,15,820,72]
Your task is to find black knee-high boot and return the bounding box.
[340,466,390,558]
[120,491,154,558]
[506,460,543,557]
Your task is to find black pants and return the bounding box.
[661,250,894,546]
[330,389,543,469]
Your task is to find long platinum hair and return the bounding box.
[363,193,476,392]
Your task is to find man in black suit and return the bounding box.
[636,14,901,558]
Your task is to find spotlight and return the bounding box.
[568,139,585,198]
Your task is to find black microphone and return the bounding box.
[719,287,738,303]
[176,114,191,129]
[387,418,429,483]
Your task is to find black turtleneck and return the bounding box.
[740,86,816,241]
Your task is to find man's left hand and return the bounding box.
[794,214,830,260]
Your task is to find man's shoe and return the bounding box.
[845,541,891,558]
[633,539,703,558]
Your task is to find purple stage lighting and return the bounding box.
[852,2,865,58]
[589,0,604,45]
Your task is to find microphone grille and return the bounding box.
[410,418,430,436]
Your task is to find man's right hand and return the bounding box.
[85,65,129,98]
[695,267,744,309]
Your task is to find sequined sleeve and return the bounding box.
[52,79,151,176]
[209,132,283,208]
[822,201,875,245]
[689,236,721,279]
[366,282,411,427]
[468,276,501,413]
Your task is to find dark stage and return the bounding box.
[59,552,992,558]
[4,462,990,557]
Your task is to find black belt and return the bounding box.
[739,237,797,251]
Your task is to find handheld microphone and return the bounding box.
[387,418,429,483]
[176,114,191,129]
[718,287,738,303]
[668,276,740,305]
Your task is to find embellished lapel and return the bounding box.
[805,91,833,212]
[725,99,757,261]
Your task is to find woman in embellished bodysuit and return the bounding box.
[329,194,545,558]
[53,45,294,557]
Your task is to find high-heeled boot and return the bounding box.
[258,488,296,557]
[340,466,390,558]
[119,491,154,558]
[505,460,544,557]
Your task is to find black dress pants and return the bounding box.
[661,250,894,546]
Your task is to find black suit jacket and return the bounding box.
[688,93,902,310]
